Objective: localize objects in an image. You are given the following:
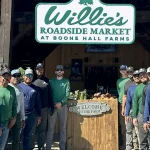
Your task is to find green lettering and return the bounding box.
[113,13,128,26]
[67,28,71,34]
[54,28,59,34]
[89,7,103,25]
[125,29,131,35]
[83,28,87,34]
[83,36,87,40]
[75,36,78,40]
[68,7,91,25]
[106,28,111,34]
[88,37,92,40]
[41,36,45,40]
[99,29,104,34]
[126,37,129,41]
[44,6,128,26]
[119,29,124,35]
[115,37,118,41]
[110,37,113,41]
[45,36,49,40]
[47,28,53,34]
[45,6,71,25]
[40,27,46,34]
[70,36,73,40]
[90,28,98,34]
[112,28,118,35]
[104,17,114,25]
[120,37,124,41]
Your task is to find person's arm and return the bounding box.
[35,88,41,117]
[132,88,138,118]
[20,92,25,121]
[48,81,54,108]
[61,80,70,106]
[122,83,128,110]
[125,90,132,116]
[116,80,119,94]
[12,89,17,118]
[143,88,150,123]
[8,88,17,129]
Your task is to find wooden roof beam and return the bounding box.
[14,11,150,23]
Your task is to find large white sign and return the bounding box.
[35,0,135,44]
[69,102,110,116]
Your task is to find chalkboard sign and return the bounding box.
[85,44,116,52]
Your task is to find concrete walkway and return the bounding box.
[4,134,60,150]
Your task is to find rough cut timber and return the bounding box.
[0,0,13,66]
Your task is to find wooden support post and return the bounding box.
[0,0,13,66]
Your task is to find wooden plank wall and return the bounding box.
[45,41,150,90]
[0,0,12,65]
[67,99,118,150]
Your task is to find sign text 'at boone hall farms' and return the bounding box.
[35,0,135,44]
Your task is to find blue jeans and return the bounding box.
[20,112,35,150]
[0,123,9,150]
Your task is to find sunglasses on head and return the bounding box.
[139,73,147,77]
[12,74,21,78]
[127,71,133,73]
[133,74,139,78]
[56,69,63,71]
[25,74,33,78]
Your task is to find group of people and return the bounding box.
[117,65,150,150]
[0,63,70,150]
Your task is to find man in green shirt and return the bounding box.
[0,67,17,150]
[132,68,149,149]
[47,65,70,150]
[116,65,129,150]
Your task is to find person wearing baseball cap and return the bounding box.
[122,66,135,116]
[47,65,70,150]
[30,63,53,149]
[19,68,41,150]
[0,67,17,150]
[116,64,129,150]
[132,68,149,149]
[125,70,141,150]
[9,69,25,150]
[122,66,137,149]
[143,67,150,147]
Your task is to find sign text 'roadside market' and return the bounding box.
[35,0,135,44]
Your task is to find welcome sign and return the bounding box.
[35,0,135,44]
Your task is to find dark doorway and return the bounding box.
[85,66,118,94]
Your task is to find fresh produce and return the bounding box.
[69,89,87,100]
[92,92,116,100]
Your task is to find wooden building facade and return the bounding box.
[1,0,150,70]
[44,41,150,91]
[0,0,13,66]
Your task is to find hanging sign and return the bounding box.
[69,102,110,116]
[35,0,135,44]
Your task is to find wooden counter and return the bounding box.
[66,99,118,150]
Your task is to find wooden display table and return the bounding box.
[66,99,118,150]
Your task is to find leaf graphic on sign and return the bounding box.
[79,0,93,5]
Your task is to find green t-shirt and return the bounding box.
[132,83,146,118]
[50,78,70,106]
[116,77,129,103]
[0,85,17,124]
